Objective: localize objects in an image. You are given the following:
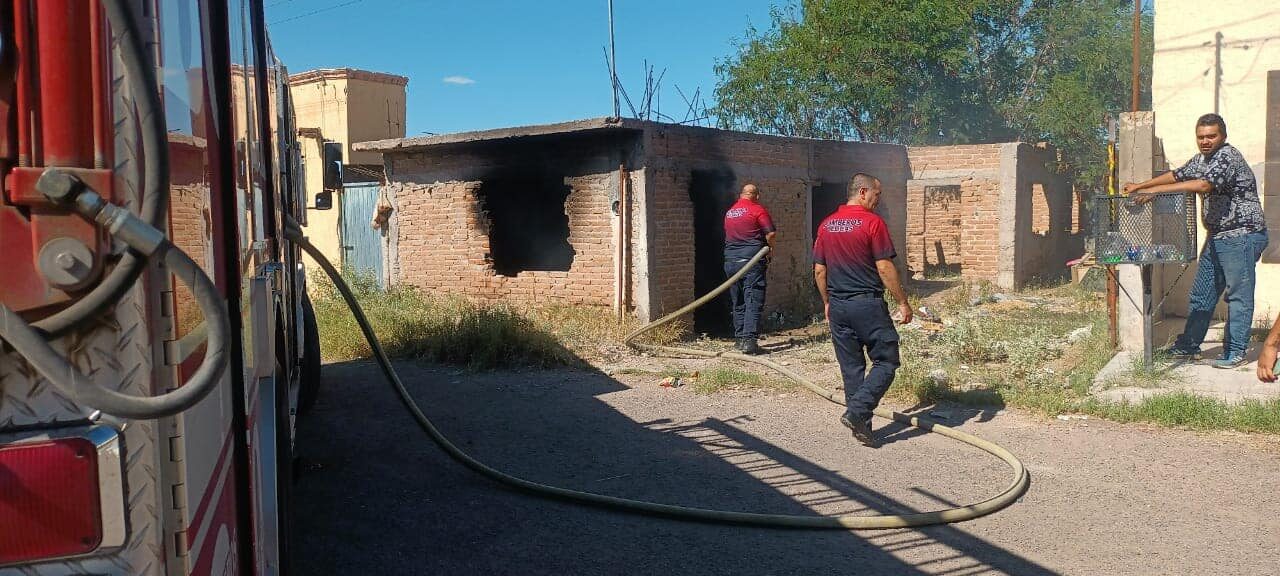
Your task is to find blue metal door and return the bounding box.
[340,182,385,287]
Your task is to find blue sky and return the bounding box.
[265,0,783,136]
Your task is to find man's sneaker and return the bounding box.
[840,414,879,448]
[1212,354,1248,369]
[739,338,764,355]
[1158,346,1199,360]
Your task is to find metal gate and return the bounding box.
[340,182,385,287]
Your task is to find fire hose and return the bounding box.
[286,220,1030,529]
[0,0,228,420]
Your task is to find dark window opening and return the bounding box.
[477,174,575,276]
[811,182,847,239]
[690,169,738,336]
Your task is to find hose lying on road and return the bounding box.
[287,219,1028,529]
[624,246,1030,528]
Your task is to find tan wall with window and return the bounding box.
[288,69,408,269]
[1153,1,1279,322]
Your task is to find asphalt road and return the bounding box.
[288,359,1280,575]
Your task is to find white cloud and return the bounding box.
[442,76,475,85]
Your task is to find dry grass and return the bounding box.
[311,270,682,369]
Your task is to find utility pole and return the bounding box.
[609,0,619,120]
[1131,0,1141,112]
[1112,0,1143,350]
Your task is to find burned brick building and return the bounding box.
[355,118,909,331]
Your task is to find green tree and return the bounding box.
[713,0,1153,188]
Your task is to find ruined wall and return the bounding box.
[643,124,909,324]
[384,132,636,309]
[376,121,907,324]
[907,143,1081,289]
[906,144,1004,282]
[1012,143,1084,287]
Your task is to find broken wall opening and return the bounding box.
[476,173,575,276]
[923,184,963,277]
[1031,183,1050,236]
[689,168,738,336]
[811,182,847,240]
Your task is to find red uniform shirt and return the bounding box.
[812,205,896,300]
[723,198,775,259]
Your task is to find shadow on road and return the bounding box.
[289,359,1051,575]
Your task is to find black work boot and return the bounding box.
[840,413,879,448]
[740,338,764,355]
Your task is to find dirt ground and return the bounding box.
[290,359,1280,576]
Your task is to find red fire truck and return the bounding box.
[1,1,322,574]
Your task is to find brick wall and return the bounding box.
[907,144,1005,173]
[644,124,908,323]
[1013,143,1084,286]
[961,177,1002,281]
[1031,183,1050,234]
[907,144,1005,281]
[644,165,696,319]
[168,140,212,332]
[169,183,212,331]
[378,122,907,323]
[906,183,964,275]
[907,143,1084,288]
[390,174,618,307]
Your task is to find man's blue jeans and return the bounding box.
[1175,230,1269,357]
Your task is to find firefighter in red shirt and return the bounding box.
[724,183,776,355]
[813,173,912,448]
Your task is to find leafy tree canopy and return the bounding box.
[713,0,1153,188]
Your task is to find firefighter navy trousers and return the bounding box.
[829,295,901,422]
[724,258,767,341]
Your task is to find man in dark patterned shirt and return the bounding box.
[1125,113,1270,368]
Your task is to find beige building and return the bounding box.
[1121,1,1280,351]
[288,68,408,267]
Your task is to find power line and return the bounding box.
[269,0,365,26]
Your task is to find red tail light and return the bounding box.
[0,437,103,565]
